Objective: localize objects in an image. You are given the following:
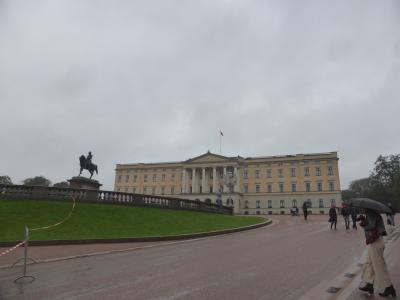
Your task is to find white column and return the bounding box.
[182,168,186,193]
[234,167,239,192]
[213,167,217,193]
[185,169,190,193]
[202,168,206,193]
[223,166,227,193]
[192,168,196,194]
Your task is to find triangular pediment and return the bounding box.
[185,152,234,164]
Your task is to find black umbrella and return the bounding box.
[347,198,392,214]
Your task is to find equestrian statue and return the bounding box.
[79,151,98,179]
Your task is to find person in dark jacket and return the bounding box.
[341,203,350,230]
[329,203,337,230]
[349,203,357,230]
[302,201,308,220]
[358,209,396,297]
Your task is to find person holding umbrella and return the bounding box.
[357,208,397,297]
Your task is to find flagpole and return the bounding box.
[220,133,222,154]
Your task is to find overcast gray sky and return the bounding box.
[1,0,399,190]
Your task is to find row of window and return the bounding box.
[121,168,177,173]
[244,199,337,209]
[243,166,334,179]
[118,173,179,184]
[117,186,179,195]
[244,181,335,193]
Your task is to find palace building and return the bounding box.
[114,151,342,214]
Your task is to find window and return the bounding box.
[133,175,137,183]
[143,186,147,193]
[256,200,260,209]
[291,168,296,177]
[267,169,272,178]
[316,167,321,176]
[118,175,122,183]
[278,169,283,178]
[256,184,260,193]
[171,186,175,194]
[152,186,156,194]
[255,169,260,178]
[144,175,148,182]
[153,174,157,182]
[291,183,296,192]
[161,186,165,195]
[307,199,312,208]
[162,174,166,182]
[304,167,309,176]
[133,187,136,193]
[331,199,336,206]
[280,200,285,208]
[171,174,175,181]
[305,182,311,192]
[268,200,272,208]
[267,184,272,193]
[292,199,297,207]
[125,187,129,192]
[244,185,248,193]
[125,175,129,183]
[245,200,249,209]
[279,183,284,193]
[243,170,248,179]
[317,182,322,191]
[328,166,334,176]
[319,199,324,208]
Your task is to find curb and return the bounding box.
[0,219,271,247]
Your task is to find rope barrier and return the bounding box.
[0,240,26,257]
[30,196,76,232]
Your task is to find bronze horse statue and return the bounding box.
[79,155,98,179]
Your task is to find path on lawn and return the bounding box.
[0,215,377,300]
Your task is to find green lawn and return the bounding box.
[0,199,266,242]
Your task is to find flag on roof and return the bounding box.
[220,131,224,136]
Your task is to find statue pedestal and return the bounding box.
[68,177,102,190]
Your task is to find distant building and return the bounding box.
[114,151,341,214]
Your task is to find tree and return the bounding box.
[341,189,358,201]
[369,154,400,211]
[23,176,51,187]
[53,181,70,188]
[0,176,13,185]
[349,177,372,198]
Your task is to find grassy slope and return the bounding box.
[0,199,265,241]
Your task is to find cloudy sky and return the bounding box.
[1,0,399,190]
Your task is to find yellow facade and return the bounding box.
[114,151,342,214]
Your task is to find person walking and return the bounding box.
[329,203,337,230]
[349,203,357,230]
[358,209,397,297]
[302,201,308,221]
[341,203,350,230]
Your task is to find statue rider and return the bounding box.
[86,151,93,167]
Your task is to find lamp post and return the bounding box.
[223,171,237,207]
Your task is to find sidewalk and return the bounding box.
[0,240,173,268]
[338,222,400,300]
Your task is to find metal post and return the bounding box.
[14,226,35,283]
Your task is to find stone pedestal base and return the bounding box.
[68,177,102,191]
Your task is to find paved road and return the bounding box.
[0,215,367,300]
